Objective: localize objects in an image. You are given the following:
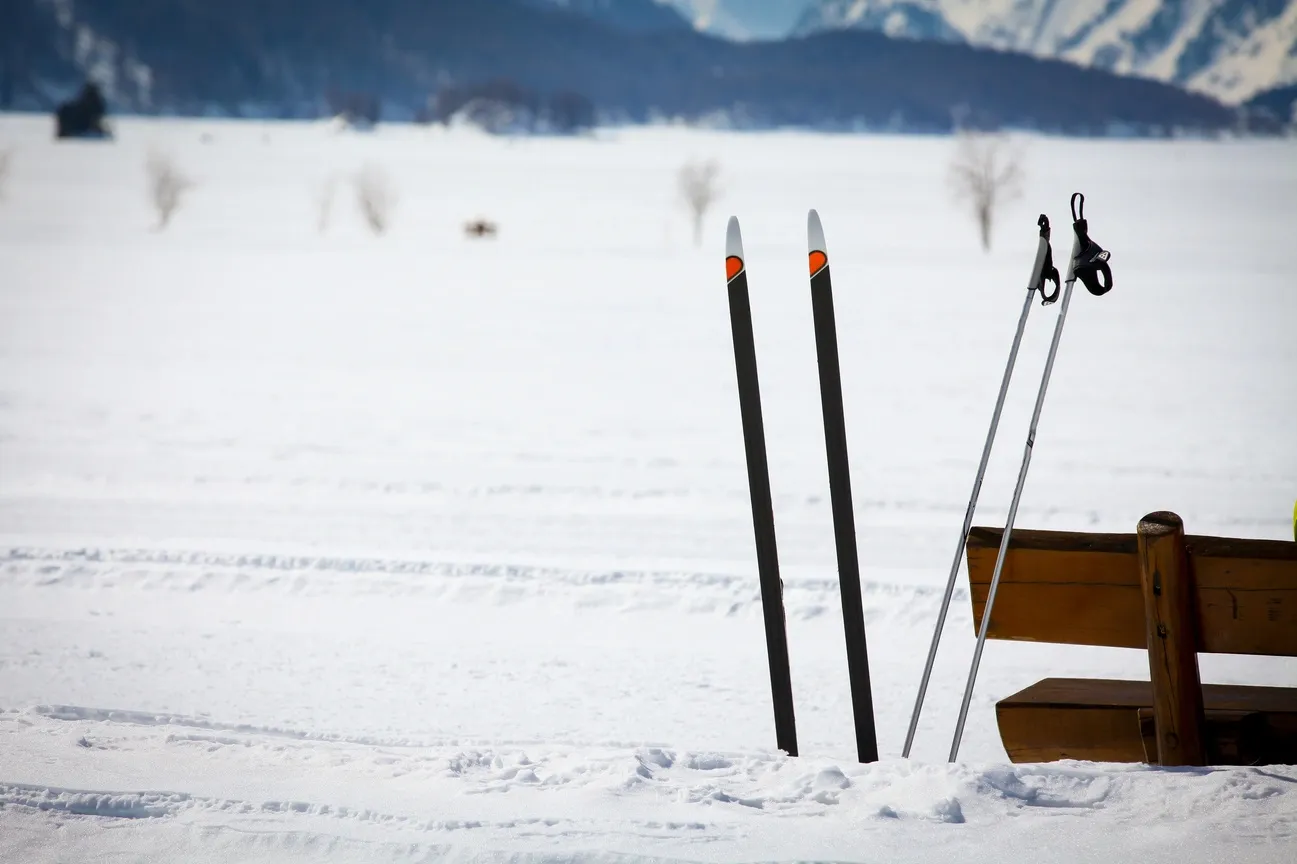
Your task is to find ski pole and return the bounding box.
[901,214,1059,759]
[948,193,1112,762]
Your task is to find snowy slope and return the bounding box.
[1,114,1295,862]
[793,0,1297,103]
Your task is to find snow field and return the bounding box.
[0,113,1295,861]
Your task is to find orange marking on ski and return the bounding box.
[809,250,828,276]
[725,256,743,281]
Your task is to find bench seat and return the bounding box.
[997,677,1297,765]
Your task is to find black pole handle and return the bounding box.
[1069,192,1113,296]
[1035,214,1060,305]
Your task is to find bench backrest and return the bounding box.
[965,526,1297,656]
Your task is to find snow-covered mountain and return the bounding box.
[662,0,818,41]
[790,0,1297,104]
[17,0,1239,133]
[534,0,800,40]
[537,0,690,33]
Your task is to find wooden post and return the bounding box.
[1136,511,1207,766]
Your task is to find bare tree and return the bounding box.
[145,151,193,230]
[948,131,1024,251]
[316,175,338,233]
[354,164,395,235]
[678,158,721,247]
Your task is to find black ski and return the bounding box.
[807,210,878,763]
[724,216,798,758]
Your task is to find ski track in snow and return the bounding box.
[0,544,948,627]
[3,704,1296,854]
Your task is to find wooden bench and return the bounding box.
[965,511,1297,766]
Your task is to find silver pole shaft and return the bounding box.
[901,233,1051,759]
[948,235,1082,763]
[901,294,1034,758]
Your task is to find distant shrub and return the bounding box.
[948,131,1023,252]
[678,159,722,247]
[545,90,596,134]
[316,175,338,233]
[327,90,382,130]
[434,78,538,131]
[429,79,595,135]
[354,164,395,235]
[145,151,193,230]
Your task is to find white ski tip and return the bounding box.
[807,209,826,253]
[725,216,743,259]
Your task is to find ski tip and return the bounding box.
[725,216,743,258]
[725,216,744,282]
[807,209,826,253]
[807,209,828,276]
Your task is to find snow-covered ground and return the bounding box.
[0,114,1294,862]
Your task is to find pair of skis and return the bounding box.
[723,210,878,764]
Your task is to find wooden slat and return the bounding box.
[996,677,1149,763]
[997,678,1297,765]
[966,526,1297,656]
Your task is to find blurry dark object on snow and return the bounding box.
[463,219,498,239]
[55,82,110,139]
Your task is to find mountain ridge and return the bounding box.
[5,0,1240,136]
[789,0,1297,104]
